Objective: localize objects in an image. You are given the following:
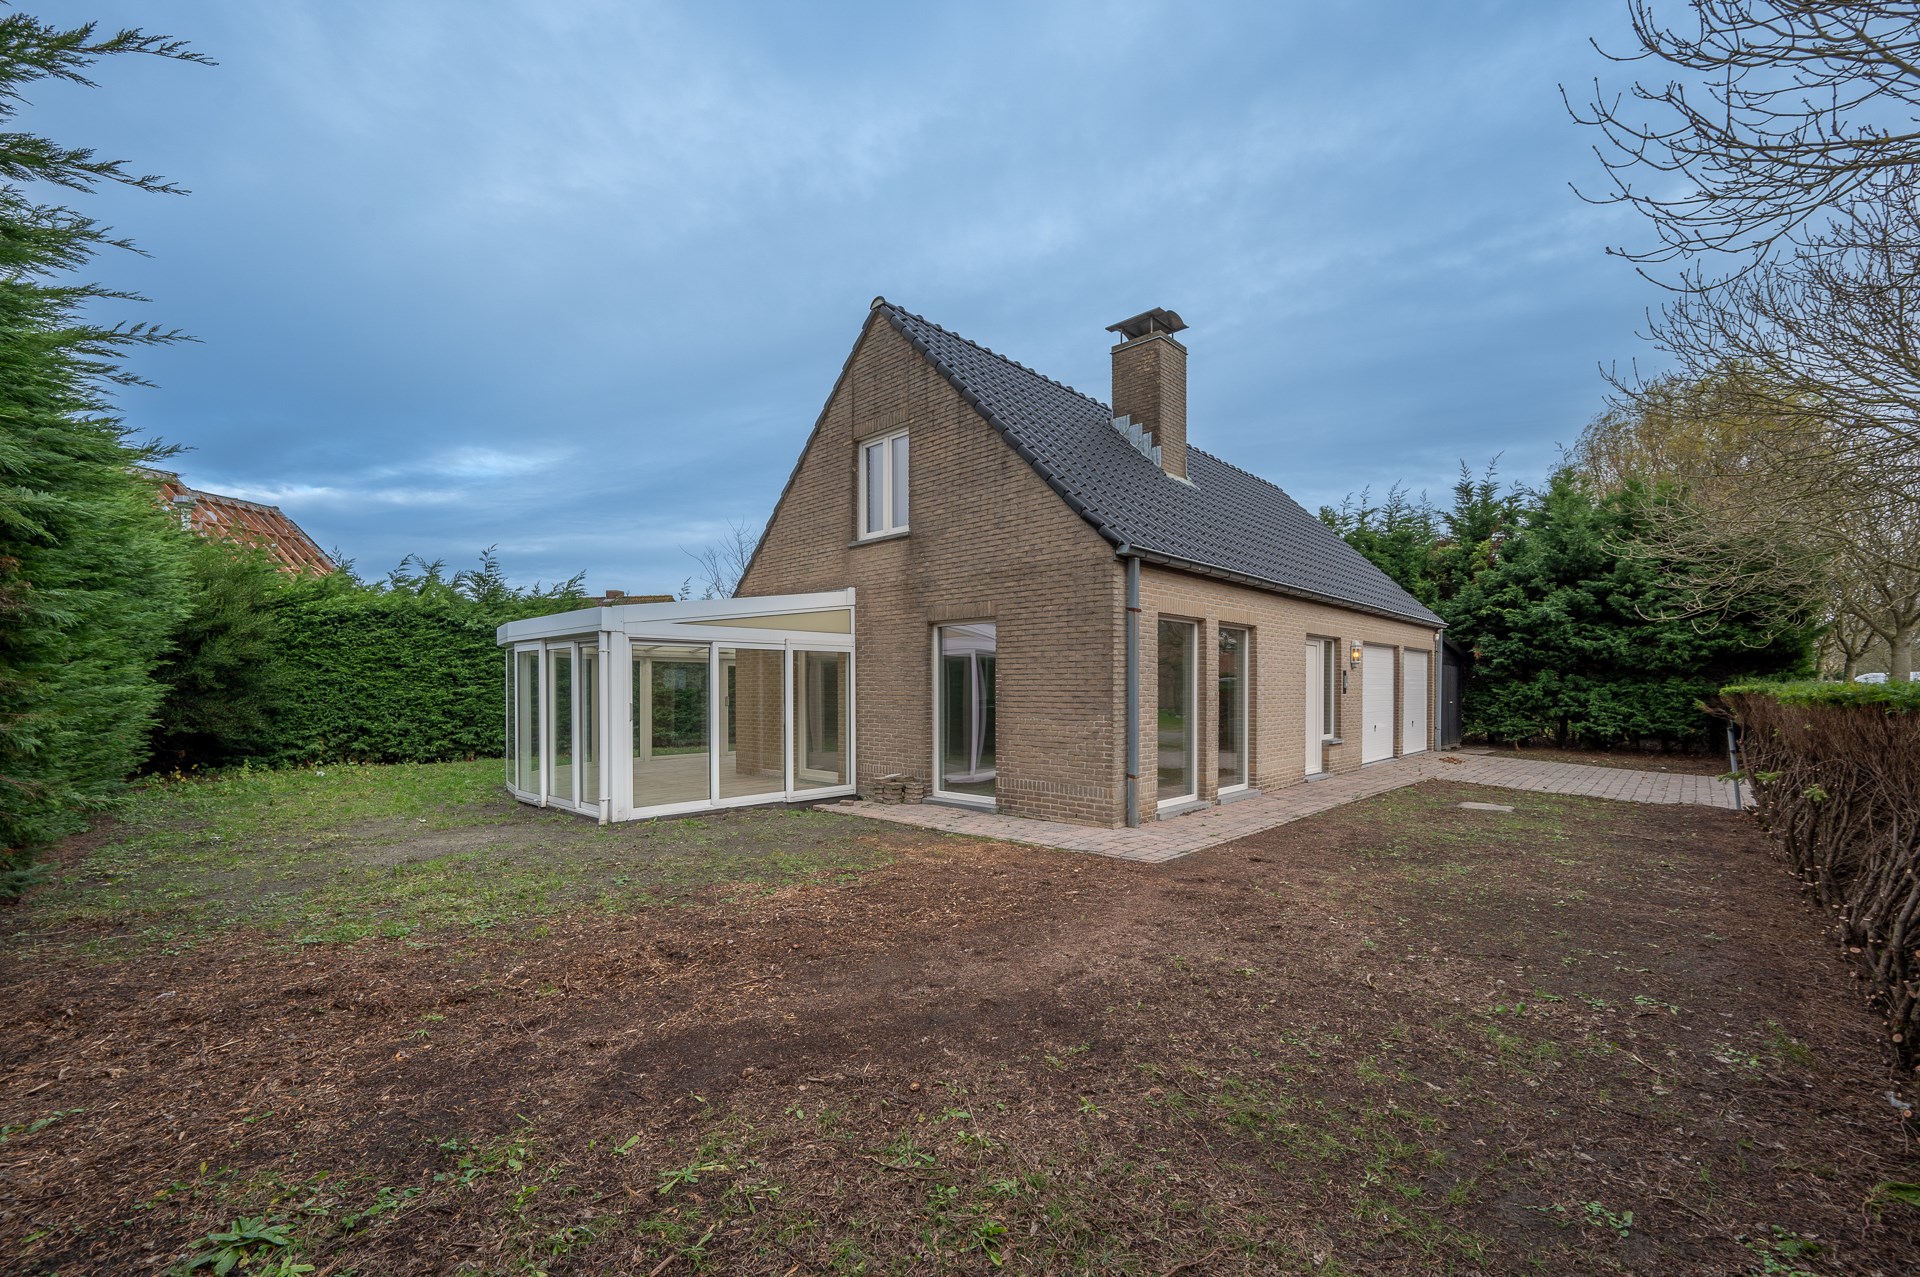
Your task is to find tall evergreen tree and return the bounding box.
[1448,471,1812,746]
[0,17,205,892]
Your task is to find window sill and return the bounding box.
[849,529,910,548]
[927,794,995,812]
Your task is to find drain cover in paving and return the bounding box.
[1459,801,1515,812]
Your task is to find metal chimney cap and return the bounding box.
[1106,308,1187,341]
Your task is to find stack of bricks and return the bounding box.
[869,773,928,805]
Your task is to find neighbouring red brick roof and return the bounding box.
[141,468,335,576]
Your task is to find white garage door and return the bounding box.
[1361,644,1395,763]
[1402,651,1428,755]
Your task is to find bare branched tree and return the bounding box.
[1576,373,1920,675]
[1815,589,1879,677]
[1638,177,1920,479]
[683,518,762,600]
[1571,1,1920,275]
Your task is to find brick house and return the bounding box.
[735,299,1443,828]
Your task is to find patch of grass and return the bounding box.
[0,1108,85,1142]
[16,760,891,953]
[168,1215,312,1276]
[1764,1020,1818,1068]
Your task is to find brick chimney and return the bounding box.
[1106,308,1189,480]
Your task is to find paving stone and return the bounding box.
[837,752,1744,863]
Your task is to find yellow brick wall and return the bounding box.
[738,314,1128,825]
[1137,566,1439,811]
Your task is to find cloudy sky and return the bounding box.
[51,2,1662,593]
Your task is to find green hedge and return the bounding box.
[1721,678,1920,711]
[270,594,503,764]
[262,582,584,766]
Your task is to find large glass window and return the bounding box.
[514,649,540,794]
[937,623,996,800]
[579,647,600,805]
[720,647,786,801]
[1157,619,1196,804]
[633,644,710,808]
[794,650,850,790]
[1218,626,1249,792]
[859,430,909,538]
[550,648,574,802]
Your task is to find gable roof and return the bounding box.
[142,469,336,576]
[875,300,1443,628]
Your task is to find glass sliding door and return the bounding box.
[550,647,574,803]
[794,650,849,790]
[514,649,540,794]
[632,644,710,809]
[1218,626,1249,792]
[579,647,600,806]
[936,623,997,801]
[1157,619,1197,805]
[719,646,786,801]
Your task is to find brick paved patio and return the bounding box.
[832,751,1744,863]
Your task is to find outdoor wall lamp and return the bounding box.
[1348,640,1363,668]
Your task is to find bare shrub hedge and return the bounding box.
[1724,683,1920,1071]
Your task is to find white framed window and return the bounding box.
[934,623,997,806]
[858,430,909,538]
[1218,626,1249,793]
[1157,618,1198,808]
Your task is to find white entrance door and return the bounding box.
[1401,650,1428,756]
[1361,644,1395,763]
[1304,641,1325,775]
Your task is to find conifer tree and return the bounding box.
[0,16,206,891]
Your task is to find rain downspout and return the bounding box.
[1123,548,1141,828]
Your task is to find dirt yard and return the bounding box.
[3,771,1915,1275]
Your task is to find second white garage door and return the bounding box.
[1402,650,1428,755]
[1361,644,1395,763]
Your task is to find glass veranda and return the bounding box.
[498,592,855,821]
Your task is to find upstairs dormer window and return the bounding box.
[859,429,909,538]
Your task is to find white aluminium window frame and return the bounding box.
[508,636,610,819]
[857,429,909,539]
[1157,618,1200,810]
[508,641,543,805]
[1310,636,1337,739]
[1218,624,1251,795]
[606,636,857,821]
[930,623,997,809]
